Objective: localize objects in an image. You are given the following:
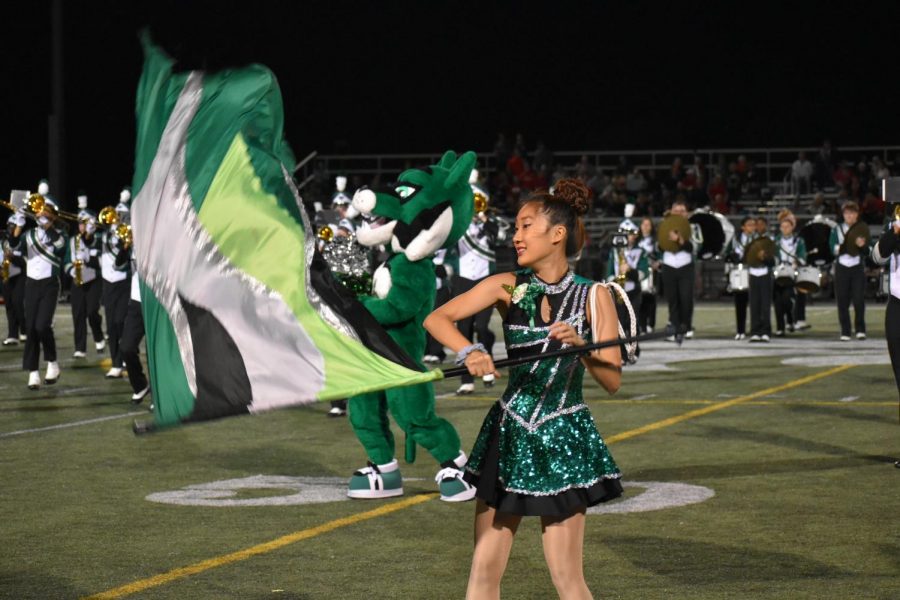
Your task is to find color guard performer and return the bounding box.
[829,201,870,341]
[724,216,755,340]
[2,215,27,345]
[10,195,67,389]
[65,200,105,358]
[773,210,807,337]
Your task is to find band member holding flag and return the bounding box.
[425,178,624,600]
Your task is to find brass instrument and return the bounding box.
[1,258,9,283]
[473,190,488,215]
[73,233,84,286]
[656,214,692,253]
[317,224,334,243]
[98,205,119,227]
[614,247,628,288]
[115,223,133,246]
[24,193,80,222]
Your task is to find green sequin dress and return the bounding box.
[463,270,623,516]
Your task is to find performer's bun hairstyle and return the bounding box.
[525,177,590,256]
[777,208,796,227]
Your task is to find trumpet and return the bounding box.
[317,225,334,243]
[116,223,133,246]
[73,233,84,286]
[474,191,488,214]
[98,205,119,227]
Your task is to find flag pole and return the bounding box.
[439,330,671,379]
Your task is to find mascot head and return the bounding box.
[353,150,476,262]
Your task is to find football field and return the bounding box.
[1,302,898,599]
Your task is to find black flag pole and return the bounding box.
[440,329,671,379]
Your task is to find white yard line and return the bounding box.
[0,411,145,439]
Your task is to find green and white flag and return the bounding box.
[131,33,437,427]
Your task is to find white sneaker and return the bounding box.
[795,320,810,330]
[2,337,18,346]
[839,335,851,342]
[327,406,346,417]
[95,340,106,352]
[27,371,40,390]
[18,333,27,342]
[45,361,60,384]
[760,335,770,343]
[422,354,440,364]
[105,367,123,379]
[72,350,87,359]
[665,335,676,342]
[456,383,475,395]
[685,330,695,339]
[749,335,761,343]
[482,373,495,387]
[131,386,151,404]
[734,333,746,341]
[856,332,867,340]
[645,326,653,333]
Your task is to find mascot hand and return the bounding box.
[352,188,377,216]
[373,263,393,299]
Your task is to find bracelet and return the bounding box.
[455,343,487,366]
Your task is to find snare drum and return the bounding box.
[794,266,821,293]
[774,264,796,286]
[728,265,749,292]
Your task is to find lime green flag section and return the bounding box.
[196,133,439,399]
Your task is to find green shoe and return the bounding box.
[435,452,476,502]
[348,459,403,499]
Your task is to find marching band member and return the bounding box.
[724,216,755,340]
[661,199,700,342]
[637,217,659,334]
[606,219,648,324]
[872,210,900,404]
[10,195,67,389]
[748,217,774,342]
[65,199,105,358]
[452,170,508,394]
[116,232,150,404]
[830,201,869,341]
[2,215,27,345]
[773,210,807,337]
[100,206,131,378]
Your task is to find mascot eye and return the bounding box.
[394,185,419,201]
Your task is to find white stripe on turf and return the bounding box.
[0,411,145,439]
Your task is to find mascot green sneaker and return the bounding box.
[347,151,478,502]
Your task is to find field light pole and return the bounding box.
[49,0,66,204]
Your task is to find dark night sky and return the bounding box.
[2,0,899,210]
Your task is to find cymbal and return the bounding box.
[844,222,870,256]
[745,236,776,267]
[657,214,691,253]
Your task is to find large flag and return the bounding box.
[131,33,438,427]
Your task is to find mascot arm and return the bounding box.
[361,260,432,325]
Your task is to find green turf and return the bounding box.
[0,301,898,599]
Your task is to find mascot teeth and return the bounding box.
[356,217,396,246]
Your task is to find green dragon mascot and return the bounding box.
[347,150,477,502]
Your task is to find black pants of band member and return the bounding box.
[424,283,452,361]
[886,296,900,401]
[834,263,865,336]
[102,279,130,367]
[71,278,104,352]
[119,299,148,393]
[749,274,772,337]
[3,273,26,339]
[773,282,795,332]
[794,290,807,322]
[661,263,694,335]
[639,291,656,332]
[453,275,496,384]
[733,290,749,335]
[22,277,58,371]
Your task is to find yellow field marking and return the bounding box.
[605,364,854,444]
[81,493,437,600]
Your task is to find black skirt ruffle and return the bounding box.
[463,419,624,517]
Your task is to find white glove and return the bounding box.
[13,212,26,227]
[85,220,96,235]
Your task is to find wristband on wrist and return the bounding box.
[455,343,487,366]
